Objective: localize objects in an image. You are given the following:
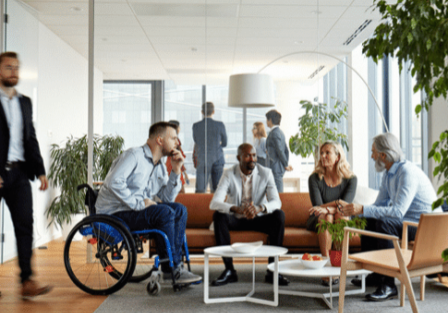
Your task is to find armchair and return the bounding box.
[338,213,448,313]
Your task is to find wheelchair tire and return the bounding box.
[64,215,137,295]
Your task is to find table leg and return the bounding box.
[274,256,279,306]
[245,255,279,307]
[278,273,369,309]
[203,254,209,303]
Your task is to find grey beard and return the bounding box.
[375,159,386,172]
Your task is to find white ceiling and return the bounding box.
[20,0,388,84]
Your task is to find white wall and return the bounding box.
[36,23,104,246]
[1,0,103,262]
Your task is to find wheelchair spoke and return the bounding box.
[64,216,135,295]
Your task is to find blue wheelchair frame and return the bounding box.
[75,184,193,292]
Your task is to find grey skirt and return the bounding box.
[306,214,320,232]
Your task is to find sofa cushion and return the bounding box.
[283,227,319,247]
[280,193,313,227]
[176,193,215,228]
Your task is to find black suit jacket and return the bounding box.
[0,94,45,181]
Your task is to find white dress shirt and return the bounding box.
[0,88,25,162]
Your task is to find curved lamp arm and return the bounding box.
[257,50,389,133]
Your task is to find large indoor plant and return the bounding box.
[363,0,448,260]
[317,217,367,267]
[289,99,349,164]
[46,134,124,228]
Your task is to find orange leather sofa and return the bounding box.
[175,192,361,254]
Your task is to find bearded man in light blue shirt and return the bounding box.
[341,133,437,302]
[95,122,201,284]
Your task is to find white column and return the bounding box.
[348,45,369,187]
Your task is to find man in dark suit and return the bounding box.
[265,110,292,192]
[0,52,52,299]
[192,102,227,193]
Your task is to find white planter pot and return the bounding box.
[61,213,86,241]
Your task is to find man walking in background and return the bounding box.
[192,102,227,193]
[0,52,52,299]
[265,109,292,192]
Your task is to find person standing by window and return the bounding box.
[265,109,293,192]
[252,122,267,167]
[192,102,227,193]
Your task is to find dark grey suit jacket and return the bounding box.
[0,95,45,180]
[266,126,289,176]
[192,117,227,166]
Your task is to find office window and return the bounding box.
[103,82,152,149]
[164,82,202,176]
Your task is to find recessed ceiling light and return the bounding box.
[70,7,82,12]
[312,10,322,15]
[294,40,304,45]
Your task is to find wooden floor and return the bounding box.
[0,239,106,313]
[0,239,300,313]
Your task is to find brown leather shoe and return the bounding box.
[21,280,53,300]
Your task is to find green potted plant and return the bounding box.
[362,0,448,261]
[317,217,367,267]
[289,99,349,164]
[45,134,124,229]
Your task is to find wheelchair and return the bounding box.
[63,184,196,296]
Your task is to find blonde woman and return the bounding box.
[252,122,267,166]
[307,141,357,286]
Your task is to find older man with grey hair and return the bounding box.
[340,133,437,302]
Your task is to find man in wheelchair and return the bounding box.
[95,121,201,285]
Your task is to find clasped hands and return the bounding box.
[231,202,262,220]
[338,199,363,216]
[308,199,363,217]
[308,206,329,216]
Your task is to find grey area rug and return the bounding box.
[95,264,448,313]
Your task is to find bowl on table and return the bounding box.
[231,241,263,253]
[301,256,329,269]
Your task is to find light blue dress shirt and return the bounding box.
[96,144,181,215]
[0,89,25,162]
[363,160,437,223]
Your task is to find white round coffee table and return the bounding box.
[204,245,288,307]
[267,257,371,309]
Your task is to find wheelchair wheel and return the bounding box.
[64,216,136,295]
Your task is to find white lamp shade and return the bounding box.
[228,73,275,108]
